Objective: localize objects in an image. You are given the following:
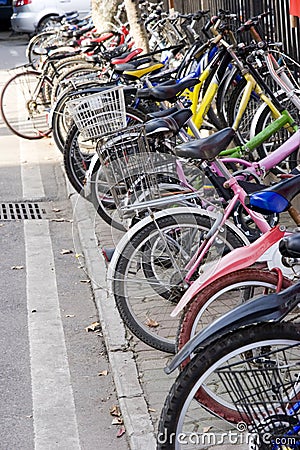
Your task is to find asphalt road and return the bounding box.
[0,32,129,450]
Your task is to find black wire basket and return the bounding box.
[216,342,300,449]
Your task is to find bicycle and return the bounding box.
[104,121,300,354]
[58,10,300,201]
[158,230,300,448]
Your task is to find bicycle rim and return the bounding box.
[177,268,293,356]
[0,71,52,139]
[112,211,244,353]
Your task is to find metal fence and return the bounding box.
[163,0,300,61]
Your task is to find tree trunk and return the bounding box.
[124,0,150,52]
[91,0,120,33]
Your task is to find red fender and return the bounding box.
[111,48,143,64]
[171,225,286,317]
[90,32,114,43]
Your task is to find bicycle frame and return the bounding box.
[185,19,300,156]
[170,153,300,318]
[183,50,297,160]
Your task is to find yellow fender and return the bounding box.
[123,63,164,79]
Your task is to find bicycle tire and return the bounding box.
[63,122,96,194]
[52,85,101,152]
[64,107,146,195]
[44,54,88,102]
[26,30,56,70]
[254,93,300,173]
[51,63,105,105]
[112,210,246,354]
[227,77,263,146]
[177,268,292,355]
[158,322,300,449]
[0,70,52,139]
[215,66,240,128]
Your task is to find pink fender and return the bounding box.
[171,225,286,317]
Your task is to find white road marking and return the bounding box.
[25,220,80,449]
[20,139,45,199]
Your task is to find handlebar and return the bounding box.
[177,10,210,21]
[237,10,270,33]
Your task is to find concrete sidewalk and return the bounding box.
[68,182,248,450]
[0,64,249,450]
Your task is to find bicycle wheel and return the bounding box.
[63,122,96,193]
[177,268,293,355]
[64,107,146,195]
[0,70,52,139]
[254,92,300,173]
[112,209,246,354]
[51,64,105,105]
[158,322,300,449]
[52,85,99,152]
[215,66,240,128]
[26,30,56,70]
[92,170,201,232]
[227,77,263,146]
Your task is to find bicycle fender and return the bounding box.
[165,281,300,375]
[171,225,286,317]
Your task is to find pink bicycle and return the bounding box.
[174,173,300,372]
[109,127,300,354]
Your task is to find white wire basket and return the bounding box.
[67,86,126,140]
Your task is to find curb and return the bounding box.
[65,179,156,449]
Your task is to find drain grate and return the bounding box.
[0,203,46,220]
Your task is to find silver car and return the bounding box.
[11,0,91,34]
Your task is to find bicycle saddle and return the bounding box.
[138,78,200,102]
[174,127,236,160]
[52,11,78,22]
[246,174,300,214]
[102,43,128,61]
[114,57,153,72]
[145,108,192,136]
[279,233,300,258]
[111,48,143,65]
[123,62,164,80]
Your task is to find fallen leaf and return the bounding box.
[145,317,159,328]
[11,265,24,270]
[80,279,90,283]
[60,249,73,255]
[65,314,75,318]
[98,370,108,377]
[50,218,72,223]
[52,208,61,212]
[75,253,83,258]
[149,408,156,412]
[110,405,121,417]
[111,417,123,425]
[85,322,101,332]
[117,426,126,437]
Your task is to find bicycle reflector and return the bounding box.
[247,191,290,214]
